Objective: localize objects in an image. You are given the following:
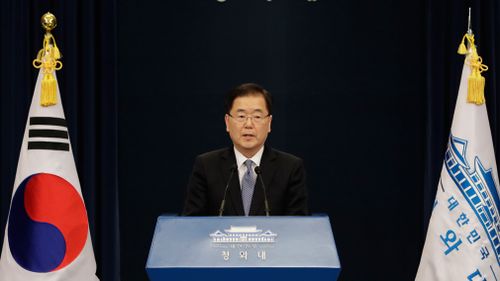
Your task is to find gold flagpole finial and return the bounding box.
[33,12,62,107]
[41,12,57,32]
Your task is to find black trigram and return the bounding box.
[28,117,70,151]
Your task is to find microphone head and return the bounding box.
[254,166,262,174]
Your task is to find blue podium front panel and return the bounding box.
[146,216,340,281]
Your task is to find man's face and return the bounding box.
[225,94,272,158]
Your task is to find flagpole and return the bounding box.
[466,7,473,52]
[467,7,472,35]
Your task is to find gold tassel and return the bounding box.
[467,75,485,105]
[458,33,488,105]
[52,46,61,60]
[41,72,57,106]
[47,34,61,60]
[32,26,63,107]
[457,35,468,55]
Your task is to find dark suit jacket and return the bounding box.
[182,146,309,216]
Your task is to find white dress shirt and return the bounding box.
[233,146,264,189]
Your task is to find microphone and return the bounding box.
[218,165,237,216]
[254,166,270,216]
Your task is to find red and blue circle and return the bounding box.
[8,173,89,272]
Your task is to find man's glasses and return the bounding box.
[228,114,270,124]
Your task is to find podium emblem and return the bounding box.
[210,225,277,244]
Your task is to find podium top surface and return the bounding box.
[146,215,340,268]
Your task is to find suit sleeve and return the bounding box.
[182,156,208,216]
[285,159,309,215]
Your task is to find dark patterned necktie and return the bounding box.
[241,159,256,216]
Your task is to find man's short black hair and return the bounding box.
[224,83,273,114]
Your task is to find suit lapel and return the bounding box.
[220,148,244,216]
[249,147,277,215]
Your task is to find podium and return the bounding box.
[146,215,341,281]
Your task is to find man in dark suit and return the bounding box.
[182,83,308,216]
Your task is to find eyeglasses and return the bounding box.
[228,114,271,124]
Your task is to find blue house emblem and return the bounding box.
[445,134,500,265]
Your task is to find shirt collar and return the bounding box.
[234,146,264,168]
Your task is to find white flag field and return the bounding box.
[416,53,500,279]
[0,70,99,281]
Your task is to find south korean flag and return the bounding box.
[0,70,99,281]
